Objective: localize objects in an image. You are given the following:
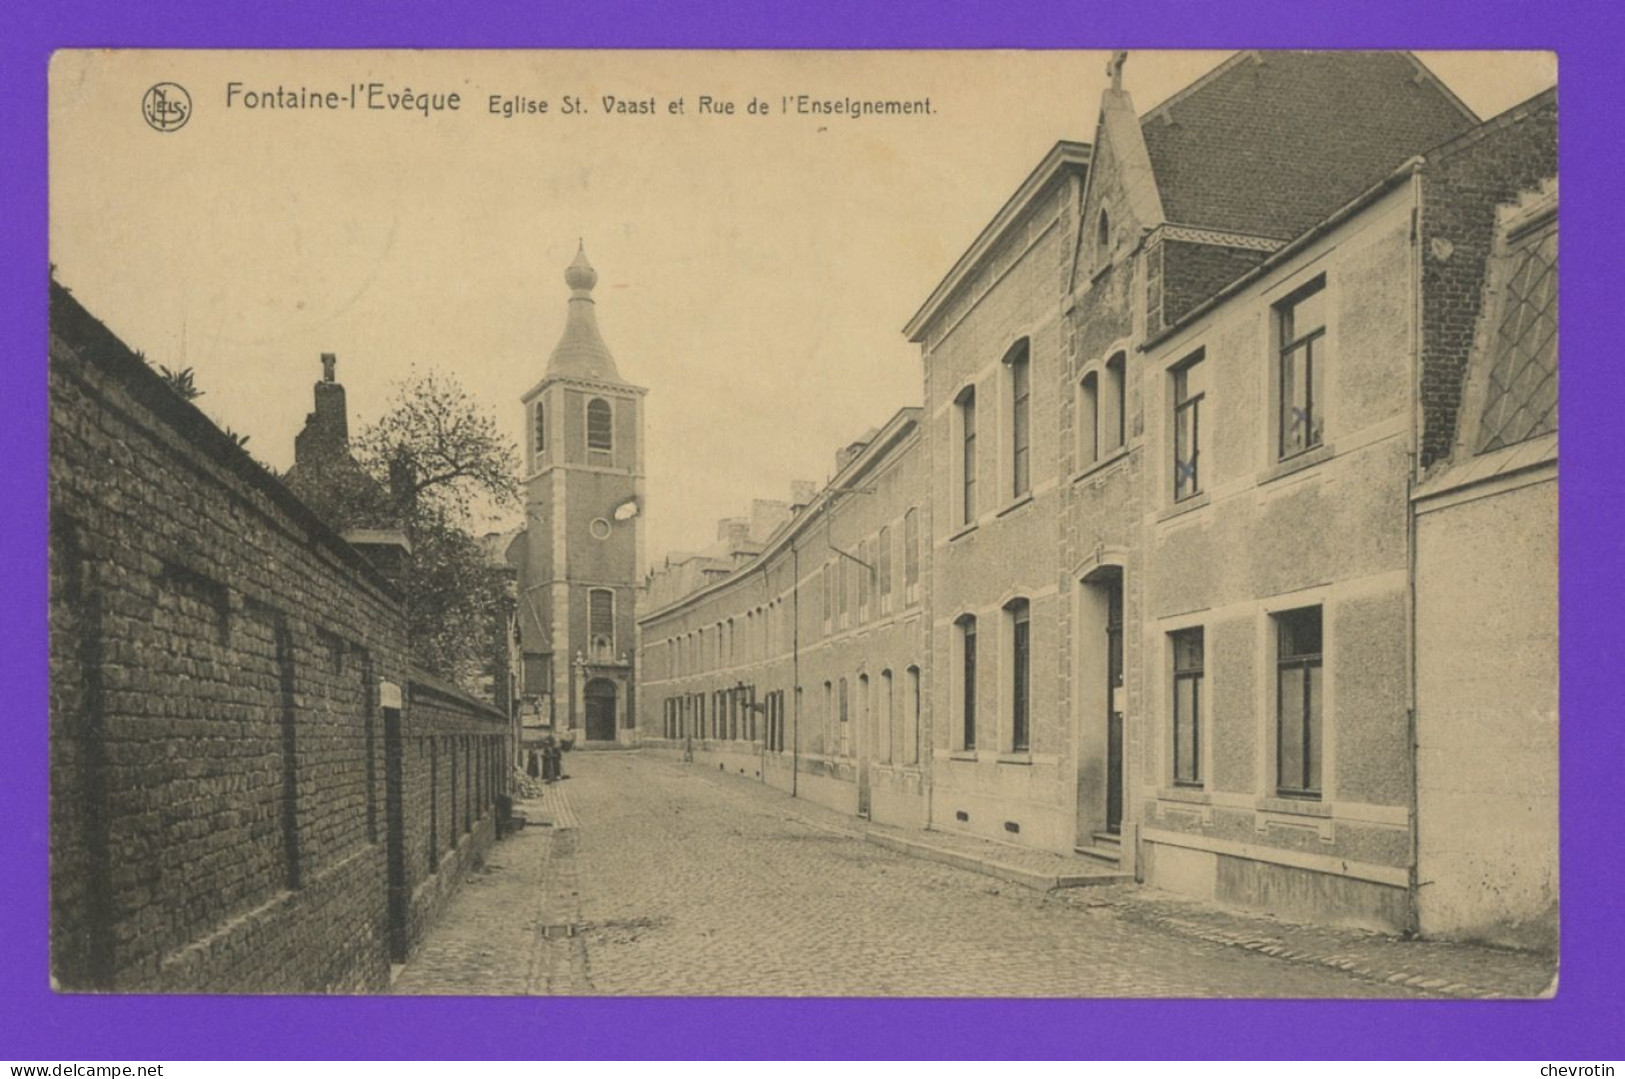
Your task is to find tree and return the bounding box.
[349,372,521,691]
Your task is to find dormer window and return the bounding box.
[587,397,613,455]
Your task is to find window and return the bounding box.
[1078,371,1099,470]
[1008,599,1031,752]
[958,615,978,750]
[836,553,849,628]
[906,666,921,766]
[533,401,547,459]
[1171,628,1204,786]
[589,588,614,653]
[857,539,871,622]
[821,562,833,633]
[957,386,978,526]
[881,669,895,764]
[1006,341,1031,498]
[1277,278,1326,460]
[1275,606,1323,798]
[587,397,614,453]
[1097,207,1111,255]
[1172,351,1206,502]
[903,509,920,605]
[838,677,850,757]
[877,526,893,614]
[1105,351,1126,452]
[822,681,833,755]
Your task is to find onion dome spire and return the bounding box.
[547,240,622,383]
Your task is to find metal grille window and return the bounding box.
[1008,600,1031,752]
[1171,627,1204,786]
[1477,216,1558,452]
[586,397,613,453]
[1007,341,1031,498]
[588,589,614,648]
[1276,606,1324,798]
[903,508,920,604]
[958,386,977,526]
[1277,279,1327,460]
[958,615,978,751]
[1172,351,1206,502]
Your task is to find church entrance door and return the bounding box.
[584,679,617,742]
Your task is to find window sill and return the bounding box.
[1258,443,1334,486]
[948,751,979,763]
[947,521,979,543]
[1260,794,1328,816]
[1158,786,1211,805]
[995,752,1033,766]
[1071,446,1130,486]
[995,492,1035,519]
[1155,490,1211,524]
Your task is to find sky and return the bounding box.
[49,50,1555,563]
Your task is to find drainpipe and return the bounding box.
[791,541,800,799]
[1404,168,1425,937]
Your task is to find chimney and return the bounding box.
[789,480,817,509]
[293,352,350,469]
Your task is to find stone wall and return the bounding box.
[49,282,508,992]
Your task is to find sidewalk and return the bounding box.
[733,767,1557,1000]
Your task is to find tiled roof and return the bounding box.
[1476,213,1557,452]
[1141,51,1477,240]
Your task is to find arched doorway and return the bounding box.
[584,679,617,742]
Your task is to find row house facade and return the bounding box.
[636,53,1557,947]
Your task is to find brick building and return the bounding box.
[49,282,511,991]
[634,53,1557,944]
[509,244,647,746]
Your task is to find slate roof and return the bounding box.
[1141,51,1478,240]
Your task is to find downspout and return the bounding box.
[792,541,800,799]
[1405,167,1425,937]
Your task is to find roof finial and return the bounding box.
[565,240,598,294]
[1107,50,1128,92]
[321,352,337,382]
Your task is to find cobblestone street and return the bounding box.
[391,750,1518,998]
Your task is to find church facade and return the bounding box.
[510,245,647,745]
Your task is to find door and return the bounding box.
[584,679,617,742]
[1105,576,1125,834]
[856,675,872,818]
[382,707,407,961]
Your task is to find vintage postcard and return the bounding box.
[48,49,1557,998]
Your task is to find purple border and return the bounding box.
[6,0,1621,1061]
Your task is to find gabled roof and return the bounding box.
[904,141,1091,342]
[1140,51,1477,240]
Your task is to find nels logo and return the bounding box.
[142,82,191,132]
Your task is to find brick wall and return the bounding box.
[1419,90,1558,468]
[1158,239,1269,330]
[49,283,509,992]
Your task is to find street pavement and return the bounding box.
[392,750,1473,997]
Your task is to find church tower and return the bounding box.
[516,244,646,744]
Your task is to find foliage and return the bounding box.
[349,372,520,690]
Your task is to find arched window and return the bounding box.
[1097,207,1111,257]
[1078,371,1100,469]
[957,614,978,751]
[586,397,613,453]
[1005,340,1031,498]
[1105,351,1127,451]
[589,588,615,657]
[533,401,547,459]
[1006,598,1031,752]
[956,385,977,526]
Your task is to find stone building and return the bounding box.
[633,53,1557,943]
[49,281,510,992]
[510,244,648,745]
[639,410,930,827]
